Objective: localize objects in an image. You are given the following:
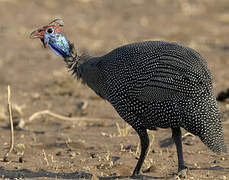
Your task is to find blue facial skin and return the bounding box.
[44,27,71,58]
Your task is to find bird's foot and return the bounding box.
[130,174,141,179]
[130,170,141,179]
[174,166,188,179]
[177,169,187,179]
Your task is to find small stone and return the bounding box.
[90,152,97,158]
[70,152,80,157]
[217,92,227,101]
[112,156,120,162]
[3,156,9,162]
[70,152,76,157]
[220,175,227,180]
[76,101,88,110]
[56,151,62,156]
[91,174,99,180]
[123,144,137,152]
[67,148,72,152]
[19,157,24,163]
[142,165,157,173]
[184,139,194,146]
[109,172,117,176]
[212,159,219,164]
[96,163,110,170]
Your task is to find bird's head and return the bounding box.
[30,19,71,58]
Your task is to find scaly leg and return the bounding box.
[132,129,149,176]
[171,127,188,178]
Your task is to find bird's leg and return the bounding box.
[132,129,149,176]
[171,127,188,178]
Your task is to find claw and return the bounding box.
[177,168,187,178]
[173,167,188,179]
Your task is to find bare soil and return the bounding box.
[0,0,229,179]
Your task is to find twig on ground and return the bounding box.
[28,110,112,123]
[182,132,195,139]
[3,85,15,161]
[42,149,49,166]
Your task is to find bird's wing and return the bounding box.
[131,58,211,102]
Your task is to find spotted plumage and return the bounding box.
[68,41,226,176]
[31,23,227,177]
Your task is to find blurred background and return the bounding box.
[0,0,229,179]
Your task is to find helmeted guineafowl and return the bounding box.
[31,20,227,177]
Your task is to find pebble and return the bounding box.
[19,157,24,163]
[112,156,120,162]
[219,176,227,180]
[184,139,194,146]
[142,165,157,173]
[3,156,9,162]
[90,152,97,158]
[56,151,62,156]
[70,152,80,157]
[212,159,219,163]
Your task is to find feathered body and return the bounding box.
[72,41,226,154]
[31,21,226,177]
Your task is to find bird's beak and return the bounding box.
[30,26,46,39]
[30,26,48,48]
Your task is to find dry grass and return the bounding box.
[42,149,49,166]
[0,104,7,121]
[135,142,141,156]
[3,86,15,161]
[178,0,206,16]
[0,102,25,123]
[115,122,132,136]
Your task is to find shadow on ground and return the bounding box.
[190,166,229,172]
[0,166,91,179]
[98,175,165,180]
[1,165,229,179]
[0,166,167,179]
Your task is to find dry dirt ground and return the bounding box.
[0,0,229,179]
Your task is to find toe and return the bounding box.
[177,168,188,178]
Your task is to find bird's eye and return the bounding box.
[47,28,53,34]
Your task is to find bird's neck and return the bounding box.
[64,53,91,80]
[64,53,107,99]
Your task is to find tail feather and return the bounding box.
[182,112,227,154]
[199,123,227,154]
